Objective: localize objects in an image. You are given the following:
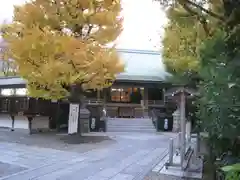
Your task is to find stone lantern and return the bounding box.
[164,86,197,168]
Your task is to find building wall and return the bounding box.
[0,114,49,130]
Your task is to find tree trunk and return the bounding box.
[223,0,240,20]
[56,102,60,132]
[223,0,240,47]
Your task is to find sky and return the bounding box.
[0,0,167,51]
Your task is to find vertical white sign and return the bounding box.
[68,103,79,134]
[186,121,192,143]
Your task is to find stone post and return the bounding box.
[27,116,33,135]
[172,109,180,132]
[186,121,192,143]
[10,115,15,131]
[169,138,174,165]
[180,91,186,170]
[176,132,181,156]
[80,108,90,133]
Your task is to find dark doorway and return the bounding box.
[148,88,163,100]
[130,88,142,104]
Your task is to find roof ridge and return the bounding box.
[117,48,160,55]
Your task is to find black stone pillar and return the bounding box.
[10,115,15,131]
[28,116,33,135]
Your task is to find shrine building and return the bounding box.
[0,49,175,131]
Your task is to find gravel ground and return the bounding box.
[0,128,115,153]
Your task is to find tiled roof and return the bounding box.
[116,49,168,82]
[0,49,168,86]
[0,76,26,86]
[164,87,198,97]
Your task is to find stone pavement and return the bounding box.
[0,129,114,153]
[0,130,176,180]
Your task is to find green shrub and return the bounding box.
[222,163,240,180]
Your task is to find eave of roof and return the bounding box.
[164,87,198,97]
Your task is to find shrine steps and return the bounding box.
[106,118,156,133]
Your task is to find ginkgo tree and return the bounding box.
[1,0,124,100]
[161,0,224,86]
[163,5,205,74]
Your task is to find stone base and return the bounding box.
[152,154,203,180]
[160,160,203,180]
[151,136,203,180]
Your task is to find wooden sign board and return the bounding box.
[68,104,79,134]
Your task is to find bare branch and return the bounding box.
[86,25,93,37]
[181,3,211,35]
[180,0,225,21]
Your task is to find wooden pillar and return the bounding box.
[140,87,144,98]
[144,88,148,107]
[143,87,149,118]
[163,88,166,103]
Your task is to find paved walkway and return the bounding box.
[0,131,176,180]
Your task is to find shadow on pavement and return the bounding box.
[60,133,113,144]
[0,128,116,153]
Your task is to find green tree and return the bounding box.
[162,5,206,86]
[163,6,201,73]
[161,0,240,157]
[198,30,240,156]
[161,1,224,78]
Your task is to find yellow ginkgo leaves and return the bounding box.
[1,0,124,100]
[162,6,205,73]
